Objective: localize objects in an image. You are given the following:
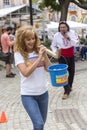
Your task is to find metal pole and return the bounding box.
[10,13,12,25]
[29,0,33,25]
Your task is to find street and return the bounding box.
[0,60,87,130]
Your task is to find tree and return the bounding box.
[32,0,38,3]
[39,0,87,21]
[39,0,60,12]
[59,0,87,21]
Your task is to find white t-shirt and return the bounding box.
[14,52,48,95]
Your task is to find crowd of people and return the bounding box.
[0,22,87,130]
[14,23,80,129]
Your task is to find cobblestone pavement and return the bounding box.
[0,60,87,130]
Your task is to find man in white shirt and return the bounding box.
[51,21,79,99]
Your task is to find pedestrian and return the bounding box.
[14,25,51,130]
[51,21,79,99]
[80,45,87,60]
[1,26,16,78]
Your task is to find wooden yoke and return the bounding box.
[46,48,61,59]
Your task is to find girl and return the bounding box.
[14,25,51,130]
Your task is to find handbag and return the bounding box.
[0,51,10,61]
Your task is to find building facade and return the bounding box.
[0,1,87,24]
[0,0,29,8]
[45,3,87,24]
[68,3,87,24]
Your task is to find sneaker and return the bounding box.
[62,94,69,100]
[6,74,15,78]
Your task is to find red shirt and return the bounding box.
[61,47,74,58]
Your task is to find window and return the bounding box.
[3,0,10,6]
[70,16,76,21]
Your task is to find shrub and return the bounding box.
[43,39,51,49]
[80,38,87,45]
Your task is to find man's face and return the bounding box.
[59,24,68,34]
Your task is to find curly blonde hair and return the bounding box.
[14,25,41,61]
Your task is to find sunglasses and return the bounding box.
[59,21,67,24]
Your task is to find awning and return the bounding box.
[47,21,87,30]
[0,4,26,18]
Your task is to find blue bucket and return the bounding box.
[48,64,68,87]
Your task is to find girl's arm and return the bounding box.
[17,55,42,77]
[44,53,52,71]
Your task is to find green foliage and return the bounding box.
[32,0,38,3]
[39,0,60,11]
[80,38,87,45]
[39,2,45,10]
[42,39,58,62]
[43,39,51,48]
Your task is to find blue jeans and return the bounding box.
[80,46,87,58]
[21,91,49,130]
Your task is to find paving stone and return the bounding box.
[0,60,87,130]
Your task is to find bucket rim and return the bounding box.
[48,63,68,72]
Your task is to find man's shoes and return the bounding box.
[6,73,15,78]
[62,94,69,100]
[10,72,16,76]
[62,87,72,100]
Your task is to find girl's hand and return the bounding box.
[38,45,46,58]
